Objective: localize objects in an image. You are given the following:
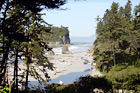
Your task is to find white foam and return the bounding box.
[49,43,92,54]
[53,47,62,54]
[69,46,78,51]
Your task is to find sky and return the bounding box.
[42,0,140,37]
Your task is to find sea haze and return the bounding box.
[70,36,96,44]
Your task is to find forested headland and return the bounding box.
[93,0,140,92]
[46,26,70,47]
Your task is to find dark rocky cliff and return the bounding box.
[59,34,70,44]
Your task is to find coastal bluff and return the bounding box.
[47,26,70,47]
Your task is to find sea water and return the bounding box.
[52,43,93,54]
[29,61,93,89]
[53,36,96,54]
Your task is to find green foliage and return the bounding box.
[93,1,140,92]
[0,0,66,91]
[0,0,66,12]
[93,0,137,69]
[123,0,132,19]
[75,76,112,93]
[106,65,140,91]
[45,26,70,42]
[46,76,112,93]
[48,84,76,93]
[0,86,9,93]
[46,72,140,92]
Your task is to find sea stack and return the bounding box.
[62,44,72,54]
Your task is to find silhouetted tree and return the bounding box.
[0,0,66,92]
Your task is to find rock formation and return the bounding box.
[48,50,55,55]
[47,48,55,55]
[46,26,71,47]
[59,34,70,45]
[62,44,72,54]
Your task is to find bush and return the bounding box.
[106,65,140,91]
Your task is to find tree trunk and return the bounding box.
[15,48,19,92]
[113,45,116,66]
[25,63,29,90]
[25,47,30,91]
[12,46,19,92]
[0,39,12,85]
[0,0,10,85]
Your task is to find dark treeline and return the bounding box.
[93,0,140,92]
[0,0,66,92]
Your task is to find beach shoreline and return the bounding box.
[7,50,101,82]
[46,51,92,80]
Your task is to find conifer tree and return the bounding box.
[124,0,132,19]
[0,0,66,91]
[94,1,133,68]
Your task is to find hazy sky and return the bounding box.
[42,0,140,37]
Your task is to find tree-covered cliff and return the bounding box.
[45,26,70,45]
[93,0,140,91]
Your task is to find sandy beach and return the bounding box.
[7,51,102,82]
[46,51,92,80]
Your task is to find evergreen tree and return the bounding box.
[124,0,132,19]
[96,16,103,36]
[94,1,133,69]
[0,0,66,92]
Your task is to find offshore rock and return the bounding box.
[62,44,72,54]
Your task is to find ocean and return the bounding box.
[52,36,96,54]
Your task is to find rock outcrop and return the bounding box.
[46,26,71,47]
[48,50,55,55]
[62,44,72,54]
[59,34,70,45]
[47,48,55,55]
